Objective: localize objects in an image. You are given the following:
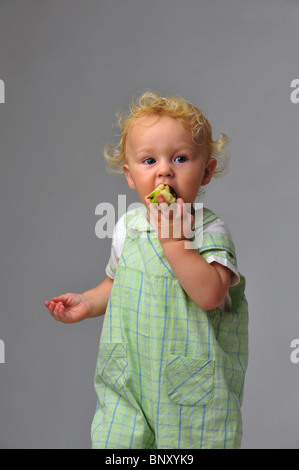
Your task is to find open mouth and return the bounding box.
[147,184,177,204]
[167,185,177,200]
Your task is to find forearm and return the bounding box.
[82,276,114,318]
[161,240,229,310]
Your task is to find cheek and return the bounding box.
[185,172,201,188]
[183,176,202,199]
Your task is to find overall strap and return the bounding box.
[202,207,219,226]
[198,208,237,262]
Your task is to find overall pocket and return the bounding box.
[96,342,128,392]
[166,354,214,406]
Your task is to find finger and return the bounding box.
[182,205,194,239]
[56,303,66,322]
[52,294,69,301]
[45,301,55,316]
[157,193,166,203]
[49,300,62,319]
[52,301,60,317]
[148,202,160,218]
[177,199,191,220]
[147,203,160,233]
[53,302,64,321]
[170,199,182,215]
[144,195,151,207]
[52,294,70,303]
[157,198,169,213]
[46,301,56,316]
[180,199,187,219]
[47,301,55,316]
[176,198,184,210]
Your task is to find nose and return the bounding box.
[157,159,174,178]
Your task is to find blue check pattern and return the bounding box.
[91,207,248,449]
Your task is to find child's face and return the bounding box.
[123,115,217,205]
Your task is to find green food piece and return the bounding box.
[147,184,177,204]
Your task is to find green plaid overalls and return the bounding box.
[91,206,248,449]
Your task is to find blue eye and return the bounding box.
[175,155,187,163]
[144,158,156,165]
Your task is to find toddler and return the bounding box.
[45,91,248,449]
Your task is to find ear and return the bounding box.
[201,158,217,186]
[123,164,136,190]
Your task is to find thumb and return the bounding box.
[51,293,74,305]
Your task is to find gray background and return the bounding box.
[1,0,299,449]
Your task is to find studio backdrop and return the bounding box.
[1,0,299,449]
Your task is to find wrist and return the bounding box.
[160,239,186,261]
[160,237,194,252]
[160,237,184,249]
[81,277,113,319]
[81,291,96,318]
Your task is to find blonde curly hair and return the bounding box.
[104,91,229,176]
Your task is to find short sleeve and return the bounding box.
[105,213,127,279]
[195,218,240,287]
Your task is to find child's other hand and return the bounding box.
[44,293,92,324]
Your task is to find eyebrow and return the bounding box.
[134,144,196,154]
